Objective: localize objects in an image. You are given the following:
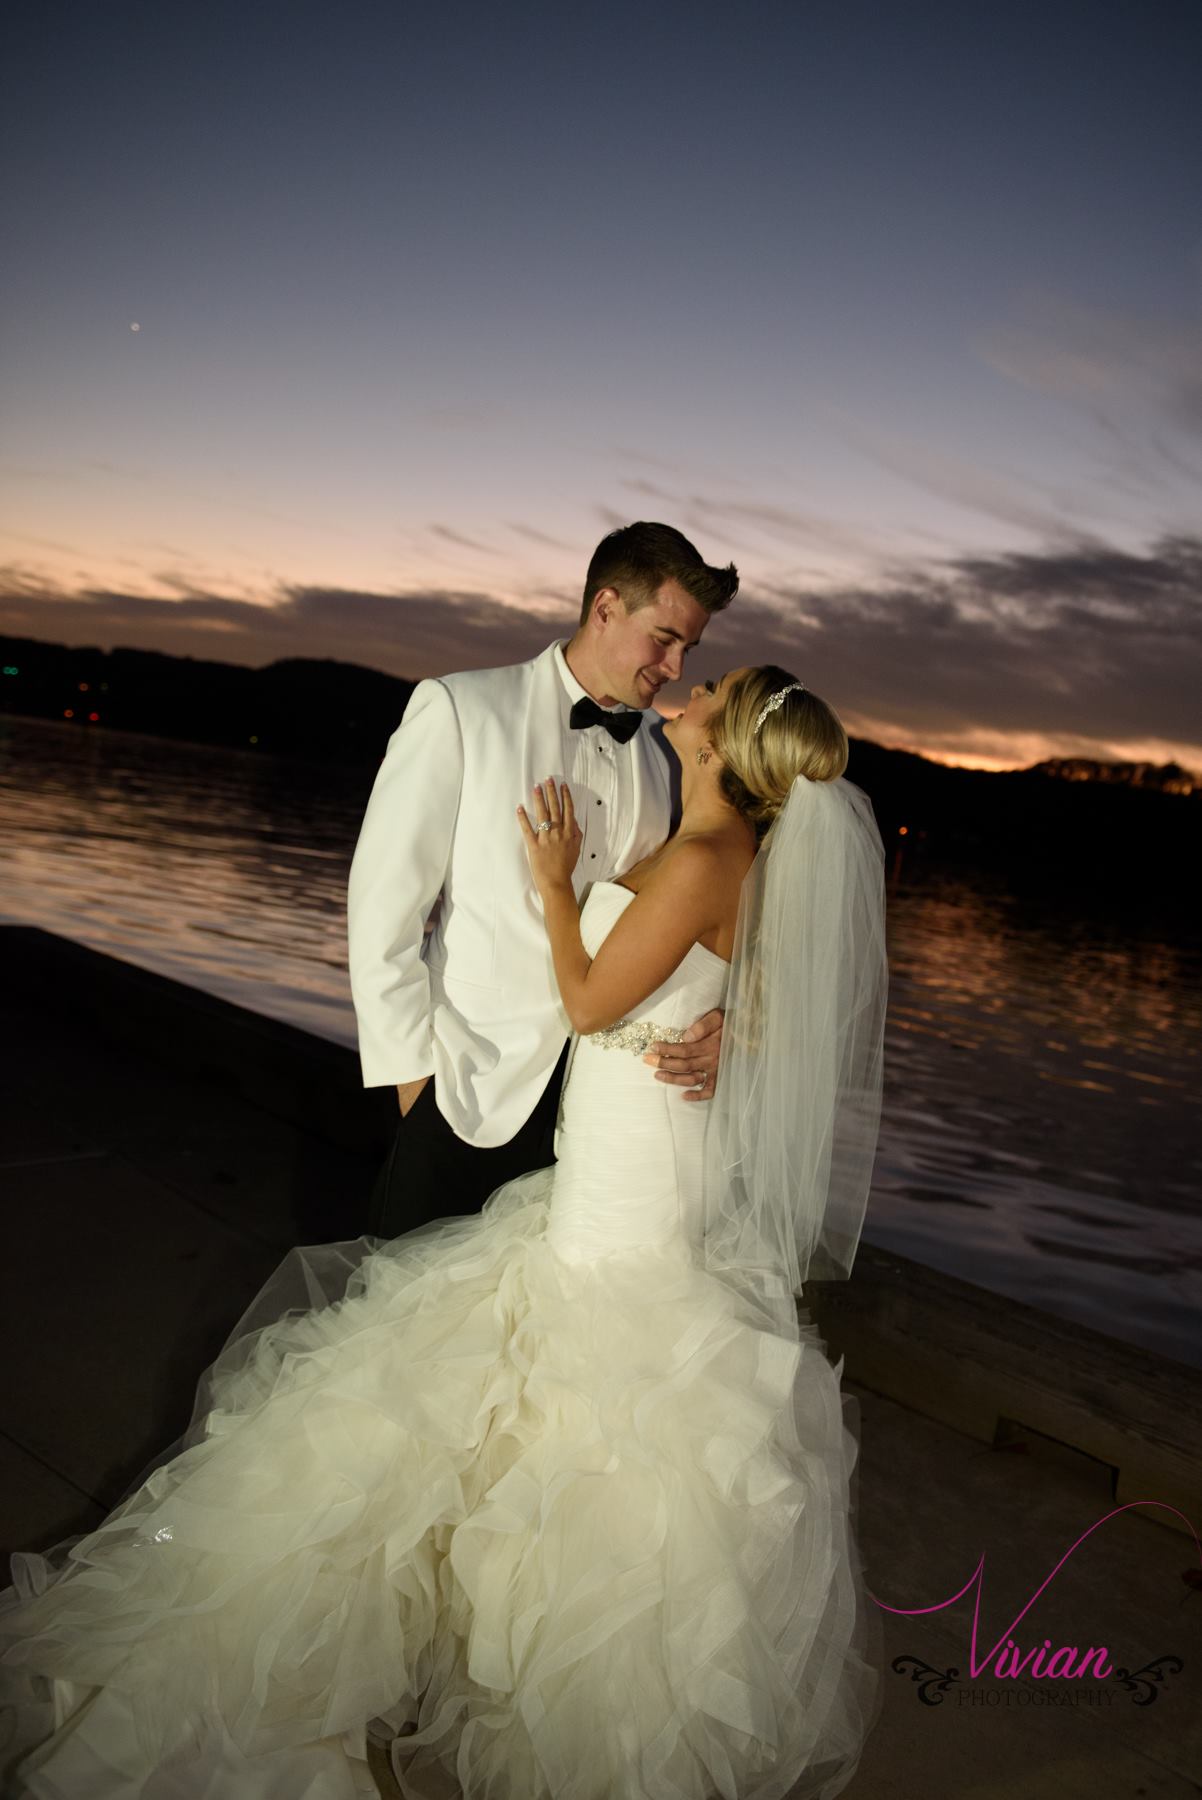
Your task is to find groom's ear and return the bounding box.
[590,586,620,629]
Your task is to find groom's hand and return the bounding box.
[643,1008,724,1102]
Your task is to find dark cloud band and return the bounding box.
[2,532,1199,760]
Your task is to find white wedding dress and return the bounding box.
[0,882,880,1800]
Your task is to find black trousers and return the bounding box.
[368,1041,573,1240]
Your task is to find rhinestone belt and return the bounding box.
[585,1019,687,1054]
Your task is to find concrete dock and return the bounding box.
[2,924,1199,1797]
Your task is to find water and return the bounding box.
[3,714,1199,1369]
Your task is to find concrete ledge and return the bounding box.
[0,923,396,1157]
[807,1244,1202,1541]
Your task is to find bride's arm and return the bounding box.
[519,779,720,1036]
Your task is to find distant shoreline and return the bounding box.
[2,629,1196,786]
[3,632,1198,901]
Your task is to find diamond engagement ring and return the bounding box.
[534,820,553,832]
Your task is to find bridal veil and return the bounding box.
[701,774,888,1306]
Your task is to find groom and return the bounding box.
[348,520,739,1238]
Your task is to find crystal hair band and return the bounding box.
[753,682,805,733]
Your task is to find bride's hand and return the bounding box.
[517,778,583,892]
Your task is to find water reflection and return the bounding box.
[1,717,368,1042]
[3,715,1200,1368]
[874,848,1201,1365]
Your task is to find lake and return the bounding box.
[3,713,1199,1370]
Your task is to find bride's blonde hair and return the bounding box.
[709,665,848,837]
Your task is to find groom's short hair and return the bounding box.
[580,521,738,626]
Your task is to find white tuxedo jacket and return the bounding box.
[347,640,675,1146]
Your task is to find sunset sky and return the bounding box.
[2,0,1199,770]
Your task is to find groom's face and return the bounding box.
[594,580,710,709]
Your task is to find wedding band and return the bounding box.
[534,820,553,833]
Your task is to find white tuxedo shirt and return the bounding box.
[347,640,675,1146]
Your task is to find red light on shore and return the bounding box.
[88,711,99,722]
[63,708,74,719]
[78,681,89,692]
[898,825,909,836]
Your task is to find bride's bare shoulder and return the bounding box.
[651,826,756,900]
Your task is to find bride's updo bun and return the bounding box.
[709,665,848,837]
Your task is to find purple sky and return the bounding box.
[2,0,1200,768]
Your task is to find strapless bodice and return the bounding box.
[577,880,729,1035]
[545,881,729,1267]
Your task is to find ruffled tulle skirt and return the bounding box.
[0,1170,881,1799]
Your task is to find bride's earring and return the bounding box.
[696,747,712,765]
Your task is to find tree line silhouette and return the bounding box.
[2,633,1195,903]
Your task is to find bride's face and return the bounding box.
[663,667,747,759]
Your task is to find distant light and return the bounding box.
[130,322,140,332]
[78,681,89,691]
[88,711,99,722]
[2,665,16,676]
[249,735,259,744]
[63,708,74,719]
[898,825,909,836]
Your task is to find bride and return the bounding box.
[0,665,888,1800]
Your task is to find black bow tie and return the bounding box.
[569,697,643,744]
